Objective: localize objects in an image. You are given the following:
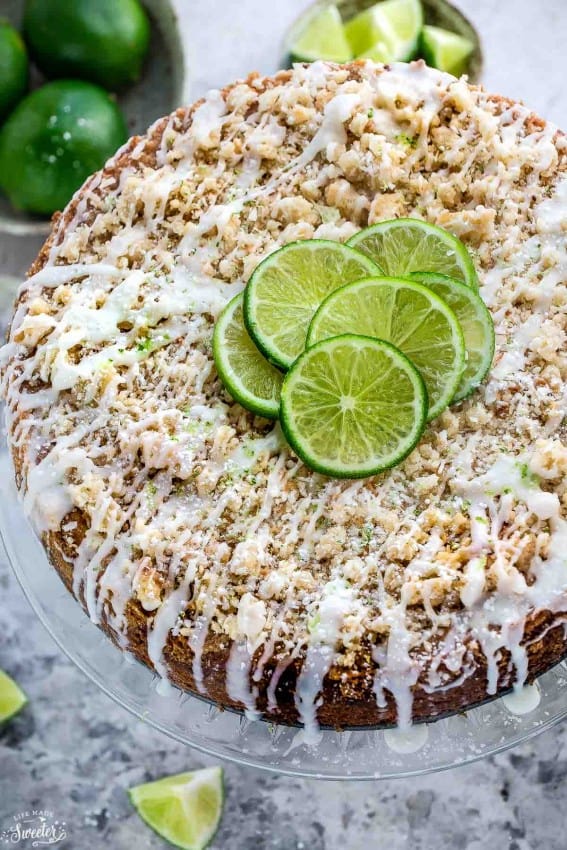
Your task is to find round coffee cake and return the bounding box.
[2,60,567,737]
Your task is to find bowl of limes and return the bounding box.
[283,0,482,83]
[0,0,191,236]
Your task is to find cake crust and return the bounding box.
[3,61,567,732]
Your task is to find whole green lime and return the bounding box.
[23,0,151,91]
[0,21,28,122]
[0,80,128,216]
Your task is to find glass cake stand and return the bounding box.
[2,445,567,780]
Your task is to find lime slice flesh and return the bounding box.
[280,334,427,478]
[0,669,27,723]
[409,272,495,401]
[213,292,283,419]
[244,239,381,369]
[421,25,474,76]
[129,767,224,850]
[289,5,353,63]
[348,218,479,290]
[307,276,465,420]
[345,0,423,61]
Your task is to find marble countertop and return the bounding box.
[2,1,567,847]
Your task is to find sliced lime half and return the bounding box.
[244,239,381,369]
[0,669,27,723]
[420,25,474,76]
[280,334,427,478]
[213,292,283,419]
[345,0,423,62]
[348,218,479,290]
[289,5,353,63]
[409,272,495,401]
[129,767,224,850]
[307,276,465,420]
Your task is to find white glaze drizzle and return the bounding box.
[383,723,429,754]
[502,682,541,715]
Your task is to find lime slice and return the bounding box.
[409,272,495,402]
[0,669,27,723]
[213,292,283,419]
[348,219,479,290]
[129,767,224,850]
[244,240,381,370]
[420,25,474,76]
[288,5,353,63]
[345,0,423,62]
[280,334,427,478]
[307,277,465,420]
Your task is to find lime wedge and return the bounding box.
[0,669,27,723]
[359,42,392,63]
[244,240,381,369]
[129,767,224,850]
[345,0,423,62]
[288,4,353,63]
[409,272,495,401]
[348,218,479,289]
[307,276,465,420]
[420,25,474,76]
[280,334,427,478]
[213,292,283,419]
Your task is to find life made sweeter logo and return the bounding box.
[1,810,67,847]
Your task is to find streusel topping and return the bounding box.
[2,61,566,734]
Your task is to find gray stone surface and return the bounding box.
[2,1,567,847]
